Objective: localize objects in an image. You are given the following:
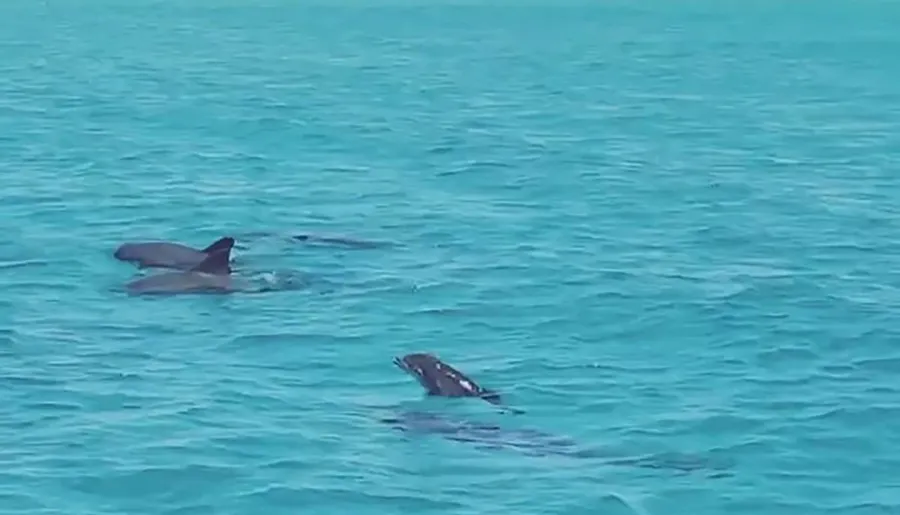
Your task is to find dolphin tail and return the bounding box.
[190,247,232,275]
[202,236,235,254]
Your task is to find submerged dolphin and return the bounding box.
[393,353,522,413]
[114,236,235,272]
[234,231,386,249]
[381,410,578,456]
[380,410,732,476]
[125,247,240,295]
[289,233,383,249]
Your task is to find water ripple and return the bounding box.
[2,1,900,514]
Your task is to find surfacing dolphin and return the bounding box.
[387,354,735,477]
[114,236,235,272]
[393,353,524,414]
[125,246,241,295]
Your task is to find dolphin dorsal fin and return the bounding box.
[202,236,235,254]
[190,248,232,275]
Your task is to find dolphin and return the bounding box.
[392,353,522,413]
[124,247,240,295]
[380,410,579,456]
[387,354,733,476]
[233,231,386,249]
[113,236,235,272]
[289,233,383,249]
[380,410,733,476]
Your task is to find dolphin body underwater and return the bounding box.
[124,246,243,295]
[114,236,235,272]
[233,230,386,249]
[386,353,734,477]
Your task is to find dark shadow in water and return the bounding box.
[234,230,391,250]
[377,408,735,478]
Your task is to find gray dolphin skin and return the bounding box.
[125,247,238,295]
[113,236,235,272]
[393,353,510,409]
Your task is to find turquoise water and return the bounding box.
[2,0,899,513]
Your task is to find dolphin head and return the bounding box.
[393,353,435,392]
[113,243,142,261]
[393,352,438,372]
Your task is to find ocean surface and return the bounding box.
[2,0,899,513]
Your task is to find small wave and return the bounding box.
[0,259,51,270]
[235,484,470,512]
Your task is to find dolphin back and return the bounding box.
[113,236,235,271]
[125,271,233,295]
[393,353,516,411]
[201,236,235,254]
[189,247,232,275]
